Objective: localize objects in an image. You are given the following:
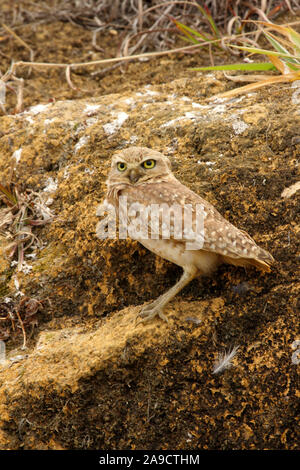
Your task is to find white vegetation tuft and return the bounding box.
[213,346,240,374]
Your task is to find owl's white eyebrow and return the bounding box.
[141,158,156,162]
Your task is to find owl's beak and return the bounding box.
[128,169,142,184]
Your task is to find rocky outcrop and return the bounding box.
[0,74,299,449]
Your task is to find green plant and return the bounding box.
[191,21,300,97]
[171,4,222,49]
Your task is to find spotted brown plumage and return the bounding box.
[97,146,274,322]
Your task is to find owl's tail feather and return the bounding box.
[246,256,274,272]
[223,248,275,272]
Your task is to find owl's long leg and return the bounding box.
[137,266,198,323]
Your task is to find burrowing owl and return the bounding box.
[97,146,274,323]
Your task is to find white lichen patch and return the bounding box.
[232,119,249,135]
[123,98,134,105]
[72,123,85,135]
[18,261,33,274]
[161,110,197,127]
[75,135,90,153]
[26,252,37,259]
[28,103,51,115]
[159,97,251,129]
[12,276,24,296]
[25,115,35,125]
[86,117,98,127]
[184,111,200,120]
[103,111,129,135]
[63,165,70,180]
[135,86,159,100]
[210,96,227,103]
[34,196,54,221]
[83,104,100,114]
[211,103,227,114]
[129,135,139,144]
[84,167,95,175]
[144,85,159,96]
[160,116,185,128]
[43,177,58,193]
[44,118,55,126]
[12,147,22,164]
[231,96,246,104]
[192,102,209,110]
[197,161,216,166]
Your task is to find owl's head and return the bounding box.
[107,146,172,186]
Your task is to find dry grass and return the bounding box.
[0,182,53,346]
[1,1,299,56]
[0,296,44,348]
[0,1,299,111]
[0,183,54,270]
[190,21,300,98]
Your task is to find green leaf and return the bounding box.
[0,183,17,205]
[264,31,300,65]
[196,5,220,38]
[288,27,300,53]
[230,45,299,61]
[264,31,290,54]
[190,62,276,71]
[179,35,198,44]
[178,31,200,44]
[174,20,210,42]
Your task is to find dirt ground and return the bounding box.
[0,7,299,450]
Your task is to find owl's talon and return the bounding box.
[136,304,169,324]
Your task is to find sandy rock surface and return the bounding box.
[0,74,299,449]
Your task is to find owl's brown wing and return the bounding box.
[120,178,274,270]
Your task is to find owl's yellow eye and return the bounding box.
[117,162,127,172]
[142,159,156,169]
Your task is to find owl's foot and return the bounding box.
[136,269,198,324]
[136,302,169,324]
